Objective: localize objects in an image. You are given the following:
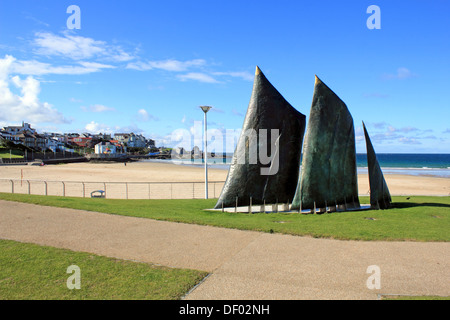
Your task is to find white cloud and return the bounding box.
[371,122,388,129]
[107,48,135,62]
[212,71,254,81]
[138,109,149,120]
[362,122,439,146]
[33,31,134,62]
[386,125,419,134]
[382,67,416,80]
[2,32,130,77]
[125,62,150,71]
[87,104,116,113]
[22,32,254,87]
[34,32,105,60]
[147,133,172,147]
[84,121,114,134]
[126,59,206,72]
[399,137,421,145]
[127,59,254,84]
[84,121,146,135]
[25,15,50,27]
[210,108,225,113]
[355,126,365,143]
[9,56,115,75]
[231,108,244,117]
[0,55,69,125]
[177,72,219,83]
[136,108,158,122]
[78,61,116,70]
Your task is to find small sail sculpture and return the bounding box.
[291,76,360,212]
[362,122,392,209]
[214,66,306,209]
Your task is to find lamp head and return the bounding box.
[200,106,212,113]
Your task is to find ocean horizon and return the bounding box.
[144,153,450,178]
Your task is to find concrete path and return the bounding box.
[0,200,449,300]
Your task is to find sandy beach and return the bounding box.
[0,161,449,198]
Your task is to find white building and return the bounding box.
[2,122,37,135]
[46,137,65,152]
[129,134,147,148]
[95,142,117,154]
[114,133,148,148]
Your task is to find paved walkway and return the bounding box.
[0,200,449,300]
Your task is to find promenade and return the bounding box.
[1,200,448,300]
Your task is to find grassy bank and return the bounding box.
[0,148,23,159]
[0,239,207,300]
[0,193,448,241]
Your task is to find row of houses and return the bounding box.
[0,123,48,150]
[0,122,156,154]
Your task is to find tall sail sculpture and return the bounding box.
[214,66,306,209]
[363,122,392,209]
[291,76,360,212]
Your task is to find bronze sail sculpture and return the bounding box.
[291,76,360,212]
[214,66,306,209]
[362,122,392,209]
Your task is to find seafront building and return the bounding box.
[94,141,118,154]
[114,133,155,149]
[2,122,37,135]
[0,122,155,155]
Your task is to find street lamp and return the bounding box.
[200,106,212,199]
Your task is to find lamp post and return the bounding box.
[200,106,212,199]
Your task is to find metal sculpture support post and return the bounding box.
[200,106,212,199]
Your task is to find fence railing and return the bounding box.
[0,179,225,200]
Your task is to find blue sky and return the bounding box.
[0,0,449,153]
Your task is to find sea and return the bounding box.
[145,153,450,178]
[355,153,450,178]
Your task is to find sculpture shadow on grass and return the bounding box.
[390,201,450,209]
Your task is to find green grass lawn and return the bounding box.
[381,295,449,300]
[0,148,24,159]
[0,239,207,300]
[0,193,449,242]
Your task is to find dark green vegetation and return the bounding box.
[0,240,207,300]
[0,148,24,159]
[1,193,448,241]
